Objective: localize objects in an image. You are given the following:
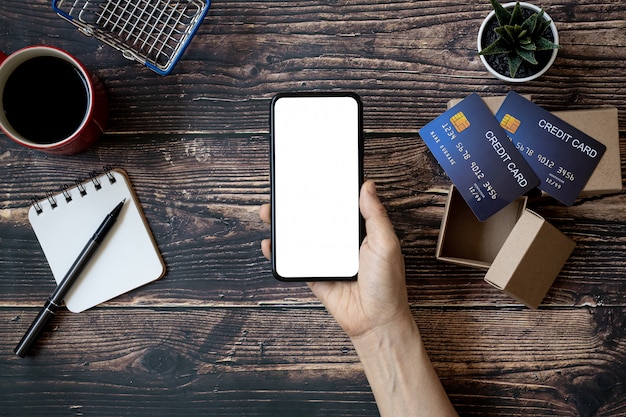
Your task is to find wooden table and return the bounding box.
[1,1,625,415]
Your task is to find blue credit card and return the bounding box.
[495,92,606,206]
[419,93,539,221]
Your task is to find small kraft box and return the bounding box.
[552,107,621,196]
[436,186,576,308]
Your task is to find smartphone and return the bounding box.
[270,92,363,281]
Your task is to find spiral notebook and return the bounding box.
[28,168,166,313]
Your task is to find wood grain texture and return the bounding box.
[2,307,626,416]
[1,0,625,133]
[1,0,625,415]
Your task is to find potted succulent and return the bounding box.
[477,0,560,82]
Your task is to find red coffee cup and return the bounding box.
[0,46,108,155]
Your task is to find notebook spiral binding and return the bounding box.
[31,165,118,215]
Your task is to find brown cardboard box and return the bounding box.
[552,107,622,196]
[447,97,622,197]
[437,96,617,307]
[448,95,532,115]
[436,186,576,308]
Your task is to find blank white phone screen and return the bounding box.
[272,95,360,279]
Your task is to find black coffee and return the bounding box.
[2,56,89,144]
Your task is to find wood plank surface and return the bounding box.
[2,307,626,416]
[1,0,625,415]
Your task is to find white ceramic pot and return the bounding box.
[477,2,559,83]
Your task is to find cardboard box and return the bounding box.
[438,96,617,306]
[437,186,576,308]
[448,95,532,115]
[552,107,622,196]
[447,97,622,197]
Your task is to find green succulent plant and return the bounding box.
[479,0,560,78]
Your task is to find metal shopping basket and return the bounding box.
[52,0,210,75]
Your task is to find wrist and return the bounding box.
[350,311,421,357]
[349,313,458,417]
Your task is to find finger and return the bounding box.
[260,203,271,224]
[261,238,271,260]
[360,181,396,242]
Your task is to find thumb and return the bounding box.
[360,181,395,242]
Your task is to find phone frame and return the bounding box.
[270,92,364,282]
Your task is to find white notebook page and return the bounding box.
[28,168,166,313]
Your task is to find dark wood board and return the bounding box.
[2,307,626,416]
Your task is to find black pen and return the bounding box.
[14,199,126,357]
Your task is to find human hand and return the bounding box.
[261,182,458,417]
[260,180,412,340]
